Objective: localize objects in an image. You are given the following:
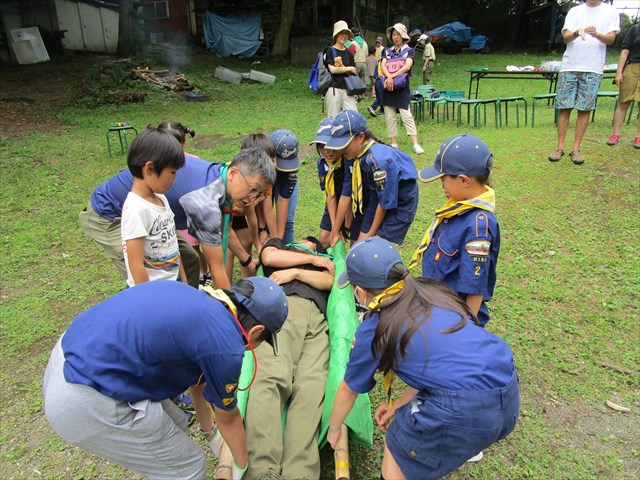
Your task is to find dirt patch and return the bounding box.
[0,54,102,138]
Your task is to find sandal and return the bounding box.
[548,148,564,162]
[569,150,585,165]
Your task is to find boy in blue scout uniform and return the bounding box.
[42,277,288,480]
[268,129,300,244]
[409,134,500,327]
[324,110,419,246]
[327,237,519,480]
[310,117,353,247]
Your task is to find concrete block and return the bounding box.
[248,69,276,84]
[214,66,243,84]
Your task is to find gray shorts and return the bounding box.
[42,337,208,480]
[556,71,602,111]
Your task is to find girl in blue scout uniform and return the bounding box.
[43,277,288,480]
[327,237,519,480]
[269,130,300,244]
[310,117,353,247]
[324,109,419,246]
[409,134,500,327]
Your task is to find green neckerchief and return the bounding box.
[285,242,334,260]
[220,164,231,264]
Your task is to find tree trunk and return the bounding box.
[513,0,532,47]
[118,0,139,56]
[272,0,296,56]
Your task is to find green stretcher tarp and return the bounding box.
[235,241,373,447]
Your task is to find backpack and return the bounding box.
[309,47,335,95]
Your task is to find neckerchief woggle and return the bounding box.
[219,164,232,264]
[351,139,375,215]
[408,186,496,270]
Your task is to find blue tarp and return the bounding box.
[203,11,262,58]
[429,21,489,51]
[429,21,473,43]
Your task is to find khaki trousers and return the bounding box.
[245,295,330,479]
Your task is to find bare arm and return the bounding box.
[261,244,334,275]
[275,196,289,240]
[466,294,484,318]
[269,267,334,290]
[201,244,230,289]
[330,195,353,246]
[327,380,358,448]
[178,255,188,284]
[124,237,149,285]
[615,49,629,86]
[214,406,248,470]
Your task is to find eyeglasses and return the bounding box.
[237,168,266,200]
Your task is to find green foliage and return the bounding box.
[0,49,638,479]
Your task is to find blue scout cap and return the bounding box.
[310,117,334,145]
[325,110,367,150]
[269,129,300,172]
[338,237,403,289]
[419,134,492,183]
[231,276,288,352]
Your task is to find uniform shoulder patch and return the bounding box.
[466,240,491,256]
[373,169,387,182]
[223,397,234,406]
[225,383,237,393]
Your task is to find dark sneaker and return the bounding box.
[367,106,376,117]
[199,272,211,287]
[548,148,564,162]
[569,150,585,165]
[606,134,620,146]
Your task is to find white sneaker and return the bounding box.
[467,451,484,463]
[390,143,399,149]
[413,144,424,154]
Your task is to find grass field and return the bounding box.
[0,47,638,479]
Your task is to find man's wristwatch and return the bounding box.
[257,226,269,234]
[240,255,253,267]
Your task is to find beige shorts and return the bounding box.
[620,63,640,103]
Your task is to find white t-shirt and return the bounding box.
[561,2,620,74]
[121,192,181,287]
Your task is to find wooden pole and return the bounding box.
[214,441,233,480]
[334,424,350,480]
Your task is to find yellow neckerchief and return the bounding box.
[408,186,496,269]
[351,139,375,214]
[324,155,343,199]
[367,279,404,408]
[201,286,237,315]
[367,279,404,309]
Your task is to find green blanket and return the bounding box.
[235,241,373,447]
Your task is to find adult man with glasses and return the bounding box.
[81,145,275,289]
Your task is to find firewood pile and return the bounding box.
[131,68,194,92]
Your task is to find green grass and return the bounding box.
[1,48,638,479]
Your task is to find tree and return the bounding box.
[118,0,140,56]
[272,0,296,55]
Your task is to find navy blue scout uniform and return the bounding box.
[336,237,518,479]
[341,141,418,244]
[61,280,286,410]
[325,110,419,245]
[410,134,500,327]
